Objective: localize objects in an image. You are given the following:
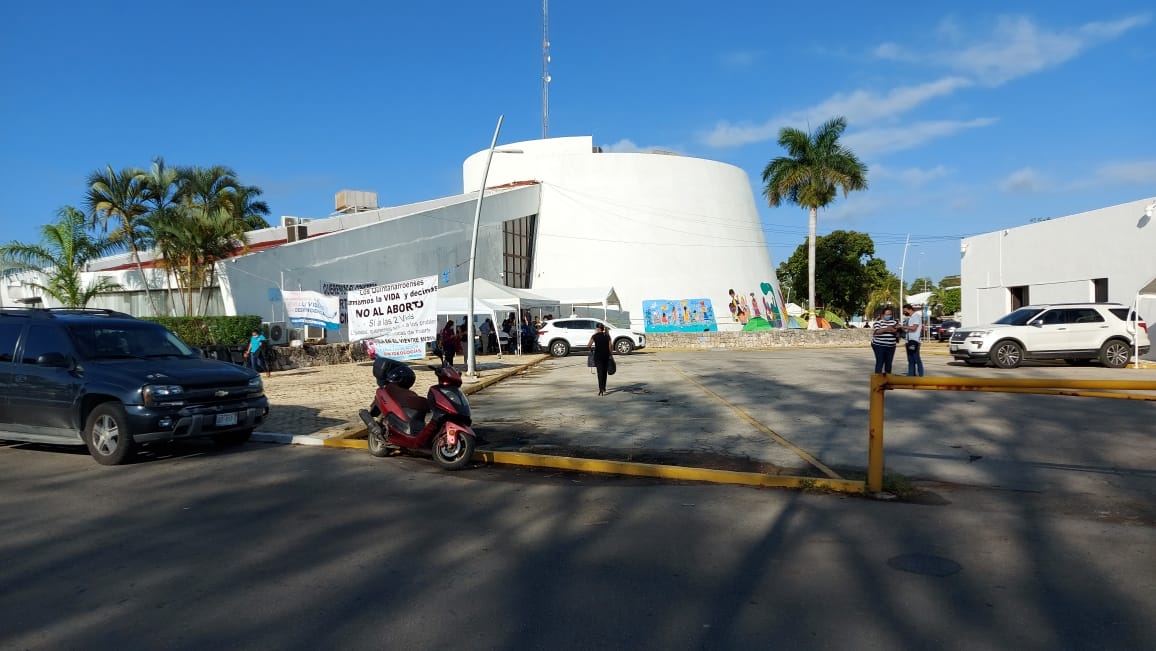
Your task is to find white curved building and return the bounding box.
[3,136,786,339]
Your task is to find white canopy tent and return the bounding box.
[1133,276,1156,367]
[437,279,555,354]
[531,286,621,319]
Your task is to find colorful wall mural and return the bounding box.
[725,281,790,330]
[642,298,717,332]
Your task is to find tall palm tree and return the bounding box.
[0,206,123,308]
[172,165,246,315]
[140,157,180,315]
[86,165,160,315]
[762,116,868,329]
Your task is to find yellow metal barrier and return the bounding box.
[867,374,1156,493]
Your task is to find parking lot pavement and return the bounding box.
[467,349,1156,505]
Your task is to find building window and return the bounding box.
[502,215,537,289]
[1009,286,1030,310]
[1092,278,1108,302]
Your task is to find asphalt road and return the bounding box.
[2,442,1155,650]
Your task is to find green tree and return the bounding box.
[171,165,247,316]
[863,258,900,318]
[762,116,868,329]
[86,165,158,314]
[0,206,123,308]
[775,230,882,319]
[934,275,961,316]
[224,184,271,230]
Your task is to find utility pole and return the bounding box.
[898,234,910,308]
[541,0,550,139]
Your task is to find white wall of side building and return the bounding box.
[961,197,1156,326]
[464,136,783,331]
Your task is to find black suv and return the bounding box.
[0,308,269,464]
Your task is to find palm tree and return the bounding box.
[140,157,180,314]
[762,116,868,329]
[224,184,271,230]
[171,165,247,315]
[0,206,123,308]
[86,165,160,315]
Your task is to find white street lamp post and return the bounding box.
[466,116,522,378]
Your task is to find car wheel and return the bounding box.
[549,340,570,357]
[614,338,634,355]
[83,402,137,465]
[992,340,1023,369]
[1099,339,1132,369]
[212,428,253,446]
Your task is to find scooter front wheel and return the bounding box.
[432,430,476,470]
[367,421,391,458]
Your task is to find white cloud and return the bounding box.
[875,14,1152,85]
[842,118,997,157]
[700,77,972,148]
[720,50,763,67]
[873,164,953,186]
[1093,160,1156,185]
[999,167,1047,193]
[601,139,682,155]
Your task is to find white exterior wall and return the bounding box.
[464,136,782,330]
[961,197,1156,326]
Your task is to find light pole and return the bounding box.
[466,115,523,378]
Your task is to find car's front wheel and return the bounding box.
[549,340,570,357]
[1099,339,1132,369]
[83,402,137,465]
[992,340,1023,369]
[614,338,635,355]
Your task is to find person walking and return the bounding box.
[871,307,900,374]
[439,320,459,368]
[901,303,925,376]
[587,323,614,395]
[479,318,493,354]
[247,329,271,378]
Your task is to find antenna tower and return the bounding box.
[542,0,550,139]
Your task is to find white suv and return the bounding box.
[949,303,1150,369]
[536,318,646,357]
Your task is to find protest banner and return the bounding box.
[321,281,375,326]
[347,275,439,344]
[364,340,427,361]
[281,291,341,330]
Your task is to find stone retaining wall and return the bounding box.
[252,329,874,369]
[644,329,873,350]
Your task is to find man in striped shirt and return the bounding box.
[871,307,901,374]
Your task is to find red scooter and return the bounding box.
[359,358,477,470]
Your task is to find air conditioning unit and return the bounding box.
[263,321,290,346]
[303,325,327,342]
[285,224,308,243]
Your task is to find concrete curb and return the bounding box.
[251,432,325,446]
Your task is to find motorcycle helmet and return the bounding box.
[383,363,416,389]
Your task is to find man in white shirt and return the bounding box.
[901,303,924,376]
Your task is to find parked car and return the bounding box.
[948,303,1149,369]
[929,319,961,341]
[536,317,646,357]
[0,308,269,464]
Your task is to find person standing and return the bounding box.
[439,320,459,368]
[247,329,270,378]
[587,323,614,395]
[871,307,900,374]
[479,318,493,354]
[901,303,925,376]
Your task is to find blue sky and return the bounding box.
[2,1,1153,287]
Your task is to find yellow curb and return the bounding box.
[321,437,863,493]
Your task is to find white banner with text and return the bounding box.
[346,275,439,343]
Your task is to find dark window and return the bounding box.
[1092,278,1109,302]
[995,307,1043,326]
[1037,310,1066,325]
[21,325,74,364]
[502,214,537,289]
[1009,286,1029,310]
[1109,308,1145,322]
[0,323,22,362]
[1068,308,1104,324]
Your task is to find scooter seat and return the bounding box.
[385,384,429,413]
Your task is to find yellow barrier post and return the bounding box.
[868,373,887,493]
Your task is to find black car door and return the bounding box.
[9,323,84,440]
[0,321,25,428]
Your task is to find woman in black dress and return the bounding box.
[587,323,614,396]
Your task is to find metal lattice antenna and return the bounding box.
[542,0,550,139]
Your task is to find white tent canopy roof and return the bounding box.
[531,286,621,309]
[435,296,510,322]
[1137,276,1156,297]
[438,278,555,308]
[905,291,934,306]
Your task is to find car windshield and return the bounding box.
[993,308,1044,326]
[68,322,197,360]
